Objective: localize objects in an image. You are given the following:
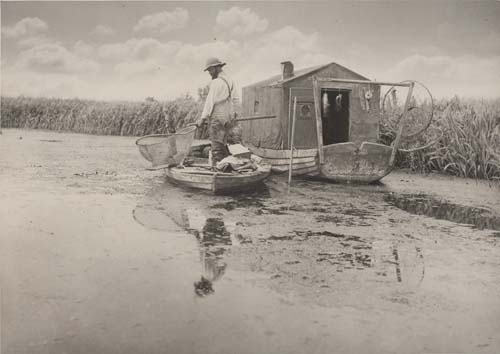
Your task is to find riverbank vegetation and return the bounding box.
[0,95,203,136]
[381,97,500,180]
[1,95,499,180]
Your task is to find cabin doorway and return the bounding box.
[321,89,350,145]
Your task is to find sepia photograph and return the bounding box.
[1,1,499,353]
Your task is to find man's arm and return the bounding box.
[200,83,214,121]
[198,79,226,125]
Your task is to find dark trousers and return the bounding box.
[209,118,233,166]
[211,141,229,165]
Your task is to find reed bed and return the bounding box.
[2,95,499,179]
[0,96,202,137]
[380,97,500,180]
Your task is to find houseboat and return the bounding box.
[239,61,415,183]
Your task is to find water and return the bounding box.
[384,192,500,231]
[1,182,357,354]
[3,129,500,354]
[133,180,426,287]
[128,187,376,354]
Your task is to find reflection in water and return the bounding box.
[132,203,177,231]
[392,247,402,282]
[310,232,375,270]
[183,209,235,297]
[194,276,214,296]
[385,193,500,231]
[210,184,271,211]
[132,200,243,297]
[269,230,426,285]
[381,243,425,286]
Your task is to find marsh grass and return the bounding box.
[0,95,203,137]
[381,97,500,180]
[2,95,499,179]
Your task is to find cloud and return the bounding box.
[98,38,182,61]
[2,70,87,98]
[175,40,242,70]
[114,60,162,77]
[16,35,59,48]
[255,26,322,55]
[3,25,335,100]
[215,7,268,36]
[73,40,94,57]
[384,54,500,98]
[15,43,100,74]
[479,31,500,55]
[2,17,48,38]
[91,24,114,37]
[436,21,500,56]
[232,26,330,86]
[97,42,129,60]
[133,8,189,35]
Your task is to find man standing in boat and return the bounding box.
[195,57,238,168]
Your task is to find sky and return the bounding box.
[1,1,500,101]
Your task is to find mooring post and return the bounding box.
[312,77,324,164]
[288,97,298,193]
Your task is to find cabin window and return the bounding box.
[254,100,260,114]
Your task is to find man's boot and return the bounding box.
[211,141,229,170]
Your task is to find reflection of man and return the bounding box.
[185,210,229,297]
[196,57,237,168]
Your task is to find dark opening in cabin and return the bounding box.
[321,89,350,145]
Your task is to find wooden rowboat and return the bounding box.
[165,162,272,194]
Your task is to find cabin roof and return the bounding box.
[244,61,370,89]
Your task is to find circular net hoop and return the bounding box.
[136,126,197,167]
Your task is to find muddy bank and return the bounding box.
[1,129,499,354]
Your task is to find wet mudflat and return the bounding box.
[1,129,500,354]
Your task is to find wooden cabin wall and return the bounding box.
[353,84,380,143]
[241,86,283,149]
[346,83,380,144]
[283,87,318,149]
[289,64,380,144]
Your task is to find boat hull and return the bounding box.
[247,146,319,176]
[248,143,393,183]
[318,142,393,183]
[165,164,272,193]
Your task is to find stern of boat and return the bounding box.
[319,142,393,183]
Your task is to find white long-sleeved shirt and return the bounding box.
[201,71,239,120]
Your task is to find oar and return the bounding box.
[288,97,298,193]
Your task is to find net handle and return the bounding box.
[135,126,196,146]
[175,125,197,135]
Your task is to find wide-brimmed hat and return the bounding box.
[204,57,226,71]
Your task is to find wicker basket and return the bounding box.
[136,126,197,169]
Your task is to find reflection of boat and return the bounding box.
[240,61,421,183]
[165,162,272,194]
